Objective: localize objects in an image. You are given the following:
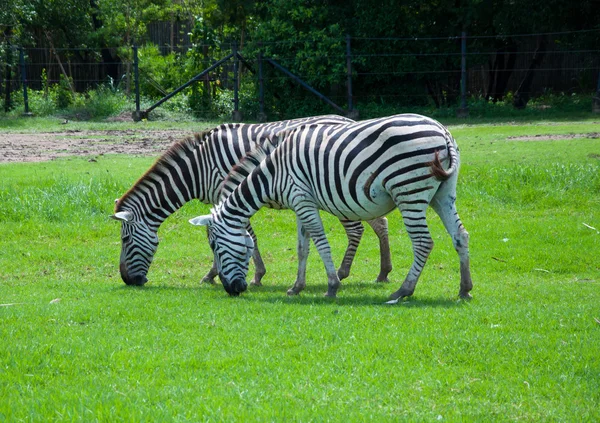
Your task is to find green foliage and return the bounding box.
[80,86,129,119]
[137,44,183,99]
[55,75,74,109]
[5,85,128,120]
[4,0,600,119]
[12,89,56,116]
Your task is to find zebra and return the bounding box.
[188,114,473,301]
[110,115,393,287]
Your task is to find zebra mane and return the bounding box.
[114,131,210,212]
[218,142,271,201]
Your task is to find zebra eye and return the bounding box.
[209,240,216,250]
[122,234,132,243]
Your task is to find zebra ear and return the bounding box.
[111,211,134,222]
[189,215,213,227]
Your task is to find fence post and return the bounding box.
[257,43,266,122]
[593,70,600,113]
[346,35,359,120]
[132,45,143,121]
[4,43,12,112]
[20,48,31,116]
[457,31,469,118]
[232,42,242,122]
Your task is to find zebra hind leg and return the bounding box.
[388,203,433,302]
[337,220,365,281]
[431,191,473,299]
[366,217,393,282]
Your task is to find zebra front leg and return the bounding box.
[250,248,266,286]
[246,224,266,286]
[337,220,364,281]
[295,207,340,297]
[388,204,433,302]
[201,261,218,284]
[287,219,310,296]
[366,217,393,282]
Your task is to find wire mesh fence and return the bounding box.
[1,28,599,118]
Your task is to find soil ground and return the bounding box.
[0,129,193,163]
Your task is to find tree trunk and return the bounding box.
[45,30,76,94]
[513,36,547,109]
[486,40,517,102]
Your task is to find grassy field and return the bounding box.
[1,117,599,422]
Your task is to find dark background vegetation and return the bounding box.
[1,0,599,120]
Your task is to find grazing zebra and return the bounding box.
[189,114,472,301]
[110,115,393,287]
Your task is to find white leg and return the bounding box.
[287,219,310,295]
[388,204,434,301]
[431,187,473,299]
[337,220,364,280]
[295,207,340,297]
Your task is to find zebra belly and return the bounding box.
[316,187,396,221]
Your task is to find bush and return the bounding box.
[56,75,74,109]
[78,86,128,119]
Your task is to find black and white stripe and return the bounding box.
[111,115,392,286]
[190,114,472,300]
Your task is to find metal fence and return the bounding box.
[2,29,600,117]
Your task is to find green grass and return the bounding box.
[0,116,224,133]
[1,119,600,422]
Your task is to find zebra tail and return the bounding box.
[429,133,459,182]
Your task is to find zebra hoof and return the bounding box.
[251,280,263,287]
[337,270,350,281]
[201,277,216,285]
[388,288,413,301]
[287,288,300,296]
[459,291,472,300]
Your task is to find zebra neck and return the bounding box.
[123,166,199,230]
[221,176,268,224]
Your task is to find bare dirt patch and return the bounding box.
[507,133,600,141]
[0,129,194,163]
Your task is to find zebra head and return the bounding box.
[189,213,254,296]
[110,210,159,286]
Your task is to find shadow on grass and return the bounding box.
[242,294,467,308]
[110,280,468,308]
[245,281,467,308]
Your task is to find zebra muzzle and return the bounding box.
[120,263,148,286]
[223,277,247,296]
